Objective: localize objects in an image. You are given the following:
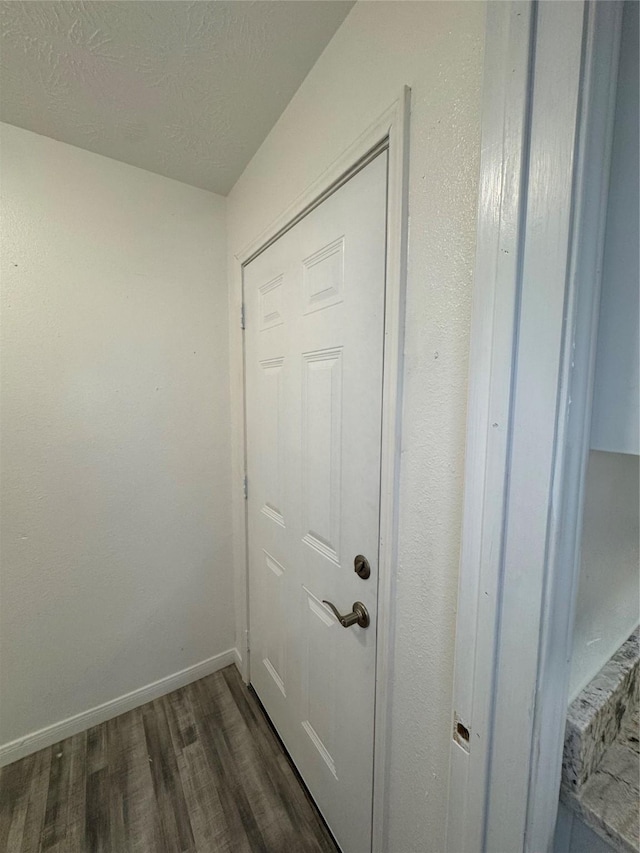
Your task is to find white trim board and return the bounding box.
[445,5,535,849]
[445,2,624,852]
[233,646,243,672]
[524,3,623,847]
[0,648,238,767]
[230,88,410,853]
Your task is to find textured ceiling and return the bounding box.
[0,1,354,194]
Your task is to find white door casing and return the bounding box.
[244,152,388,853]
[445,4,624,852]
[231,92,410,853]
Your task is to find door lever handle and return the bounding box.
[322,600,370,629]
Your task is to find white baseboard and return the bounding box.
[0,647,238,768]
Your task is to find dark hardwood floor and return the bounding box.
[0,666,339,853]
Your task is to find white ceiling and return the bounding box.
[0,1,354,194]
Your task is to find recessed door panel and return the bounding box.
[259,357,285,527]
[262,551,287,697]
[302,348,343,565]
[301,588,339,780]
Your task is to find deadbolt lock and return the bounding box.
[354,554,371,580]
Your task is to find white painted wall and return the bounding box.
[569,451,640,700]
[0,123,234,751]
[590,0,639,455]
[227,3,485,850]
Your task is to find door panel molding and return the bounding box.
[231,89,410,852]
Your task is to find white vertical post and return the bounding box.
[446,2,623,851]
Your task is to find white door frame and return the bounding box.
[445,3,623,853]
[230,88,410,852]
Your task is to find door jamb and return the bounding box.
[445,3,623,852]
[230,88,411,853]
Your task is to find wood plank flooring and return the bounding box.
[0,666,339,853]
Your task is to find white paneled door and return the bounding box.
[244,152,388,853]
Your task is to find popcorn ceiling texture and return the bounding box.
[0,1,353,194]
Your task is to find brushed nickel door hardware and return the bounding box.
[353,555,371,579]
[322,600,370,629]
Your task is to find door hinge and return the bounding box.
[240,304,246,330]
[243,475,248,500]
